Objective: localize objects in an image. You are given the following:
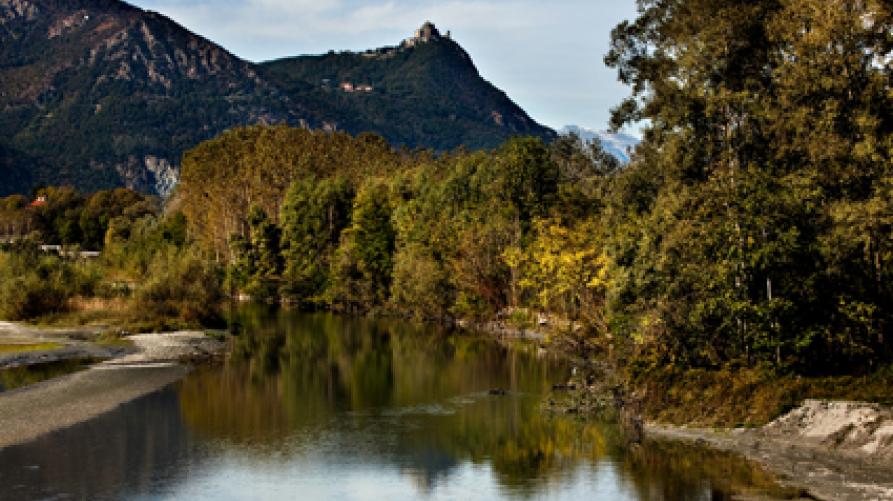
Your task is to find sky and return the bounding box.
[127,0,640,133]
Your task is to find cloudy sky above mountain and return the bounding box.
[128,0,639,133]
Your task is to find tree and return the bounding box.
[31,186,85,245]
[329,181,395,309]
[280,177,354,302]
[79,188,156,249]
[766,0,893,198]
[482,137,559,223]
[226,206,282,299]
[604,0,893,371]
[391,243,453,319]
[448,210,514,319]
[507,218,611,330]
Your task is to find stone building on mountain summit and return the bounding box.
[403,21,450,48]
[415,21,439,41]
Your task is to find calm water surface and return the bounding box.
[0,308,791,500]
[0,358,94,393]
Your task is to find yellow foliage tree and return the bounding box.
[505,218,610,332]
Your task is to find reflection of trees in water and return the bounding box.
[620,439,800,501]
[0,387,196,500]
[179,308,582,483]
[178,307,789,499]
[0,358,92,392]
[393,413,620,498]
[181,308,565,440]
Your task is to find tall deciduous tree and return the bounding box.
[280,177,354,302]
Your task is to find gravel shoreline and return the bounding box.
[0,321,117,370]
[0,364,189,449]
[0,324,225,450]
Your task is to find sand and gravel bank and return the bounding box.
[0,325,224,449]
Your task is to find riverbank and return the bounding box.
[647,413,893,501]
[541,350,893,500]
[0,324,225,449]
[408,316,893,499]
[634,367,893,499]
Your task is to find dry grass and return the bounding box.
[635,365,893,428]
[67,296,130,313]
[30,295,200,333]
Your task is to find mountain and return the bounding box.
[560,125,639,164]
[0,0,315,196]
[0,143,34,195]
[0,2,554,197]
[260,22,554,151]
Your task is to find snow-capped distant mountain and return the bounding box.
[561,125,640,164]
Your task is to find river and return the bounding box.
[0,307,794,500]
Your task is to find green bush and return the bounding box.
[135,248,223,326]
[0,250,97,320]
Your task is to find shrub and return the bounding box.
[0,250,97,320]
[135,248,223,326]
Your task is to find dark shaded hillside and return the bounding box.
[0,0,316,196]
[0,143,34,195]
[261,24,556,151]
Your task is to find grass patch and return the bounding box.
[0,342,63,354]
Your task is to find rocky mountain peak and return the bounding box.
[0,0,312,196]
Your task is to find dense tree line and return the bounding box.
[176,127,623,344]
[178,0,893,377]
[0,187,161,249]
[176,127,616,317]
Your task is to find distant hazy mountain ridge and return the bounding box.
[561,125,639,164]
[0,1,554,196]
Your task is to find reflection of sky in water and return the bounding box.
[134,451,640,500]
[0,310,786,501]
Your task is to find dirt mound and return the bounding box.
[762,400,893,459]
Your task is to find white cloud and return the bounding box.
[137,0,573,54]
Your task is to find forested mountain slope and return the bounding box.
[0,1,553,197]
[0,0,314,196]
[261,22,555,151]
